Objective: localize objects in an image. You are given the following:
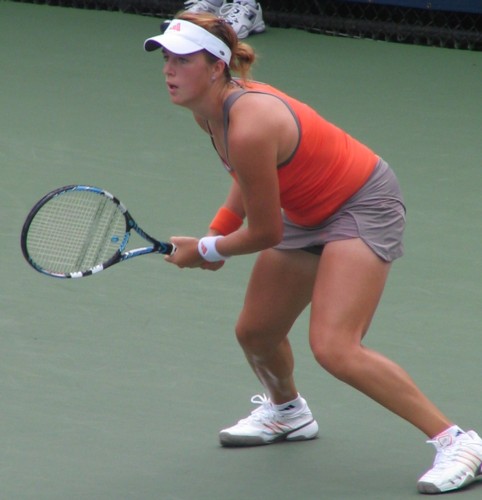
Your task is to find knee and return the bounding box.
[310,338,357,382]
[235,319,266,353]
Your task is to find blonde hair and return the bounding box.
[176,11,256,81]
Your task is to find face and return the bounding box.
[162,49,214,107]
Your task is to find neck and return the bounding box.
[190,80,238,124]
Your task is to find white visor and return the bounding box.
[144,19,232,66]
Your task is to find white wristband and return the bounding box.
[198,236,229,262]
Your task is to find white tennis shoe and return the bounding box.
[184,0,225,15]
[161,0,225,32]
[417,430,482,494]
[220,1,266,39]
[219,394,319,447]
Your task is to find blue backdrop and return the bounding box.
[341,0,482,14]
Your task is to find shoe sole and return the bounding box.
[417,473,476,494]
[248,21,266,35]
[236,21,266,40]
[219,419,319,447]
[417,481,443,494]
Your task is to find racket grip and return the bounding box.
[169,243,177,255]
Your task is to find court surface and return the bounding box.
[1,2,482,499]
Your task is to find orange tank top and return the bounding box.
[218,80,378,227]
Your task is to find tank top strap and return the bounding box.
[222,90,247,161]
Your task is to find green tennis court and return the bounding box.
[1,2,481,498]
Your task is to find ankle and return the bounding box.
[272,394,303,413]
[432,424,465,440]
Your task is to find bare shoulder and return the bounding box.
[227,92,299,162]
[230,92,292,129]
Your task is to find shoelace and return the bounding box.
[426,440,458,469]
[240,394,276,423]
[427,436,480,470]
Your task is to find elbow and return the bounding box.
[257,226,283,249]
[269,228,284,248]
[246,215,284,251]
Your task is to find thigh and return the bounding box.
[237,248,319,342]
[309,238,391,349]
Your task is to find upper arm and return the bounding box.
[227,98,286,242]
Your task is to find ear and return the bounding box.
[212,59,227,80]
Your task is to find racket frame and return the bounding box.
[21,185,175,278]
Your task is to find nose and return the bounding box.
[163,60,174,76]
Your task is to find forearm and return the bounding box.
[223,179,246,218]
[216,226,282,257]
[205,179,283,258]
[207,180,245,236]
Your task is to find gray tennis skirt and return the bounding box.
[274,158,406,262]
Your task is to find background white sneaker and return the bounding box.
[220,1,266,39]
[417,430,482,494]
[184,0,225,15]
[161,0,225,31]
[219,394,319,447]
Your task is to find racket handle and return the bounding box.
[169,243,177,255]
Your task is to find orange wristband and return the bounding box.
[209,207,243,236]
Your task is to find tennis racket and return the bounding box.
[21,185,176,278]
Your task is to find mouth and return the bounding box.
[166,81,177,92]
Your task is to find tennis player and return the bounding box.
[144,12,482,494]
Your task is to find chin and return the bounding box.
[169,95,183,105]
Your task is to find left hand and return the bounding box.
[164,236,225,271]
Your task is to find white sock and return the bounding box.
[432,425,465,447]
[273,394,303,414]
[208,0,224,6]
[435,425,465,439]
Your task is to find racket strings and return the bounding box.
[73,196,118,270]
[26,191,126,273]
